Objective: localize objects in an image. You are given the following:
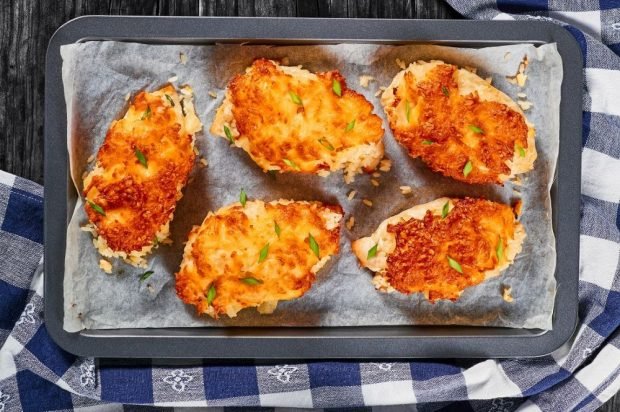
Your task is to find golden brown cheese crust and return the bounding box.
[383,62,532,184]
[385,198,519,301]
[176,200,343,318]
[83,84,202,257]
[211,59,384,181]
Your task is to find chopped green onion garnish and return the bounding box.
[283,158,300,170]
[258,242,269,263]
[516,144,526,157]
[274,221,281,238]
[206,284,216,305]
[134,148,147,168]
[240,188,247,207]
[468,125,484,134]
[318,137,335,151]
[345,119,356,132]
[224,125,234,144]
[164,94,175,107]
[447,256,463,273]
[332,79,342,97]
[463,160,473,177]
[442,86,450,96]
[405,100,411,123]
[367,243,378,259]
[441,201,450,219]
[139,270,154,282]
[289,91,303,105]
[308,233,320,258]
[87,200,106,216]
[141,106,151,120]
[240,276,263,286]
[496,237,504,261]
[422,140,434,145]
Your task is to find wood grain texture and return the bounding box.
[0,3,616,409]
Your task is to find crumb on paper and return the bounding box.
[517,100,533,111]
[167,75,178,83]
[347,190,357,200]
[179,52,187,64]
[208,91,217,99]
[379,159,392,172]
[124,92,130,101]
[464,66,478,74]
[346,216,355,230]
[371,179,380,187]
[513,199,523,218]
[193,146,200,156]
[359,75,375,88]
[363,199,373,207]
[99,259,112,274]
[87,154,95,163]
[504,51,512,60]
[375,86,386,97]
[400,185,412,195]
[147,284,155,293]
[517,92,527,99]
[199,158,208,167]
[395,58,407,69]
[507,55,529,87]
[485,77,492,84]
[502,285,514,302]
[372,172,381,178]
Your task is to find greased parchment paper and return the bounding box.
[61,42,561,332]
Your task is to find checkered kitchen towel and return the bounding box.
[1,2,619,411]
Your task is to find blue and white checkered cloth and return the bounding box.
[1,1,619,410]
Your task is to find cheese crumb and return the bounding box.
[179,52,188,64]
[485,77,493,84]
[208,91,217,99]
[167,75,178,83]
[395,58,407,69]
[517,92,527,99]
[199,158,208,167]
[363,199,373,207]
[87,154,95,163]
[347,190,357,200]
[379,159,392,172]
[502,285,514,302]
[375,86,386,97]
[517,100,533,111]
[371,179,380,187]
[399,185,412,195]
[372,172,381,178]
[124,93,130,101]
[359,75,375,88]
[99,259,112,274]
[464,66,478,74]
[346,216,355,230]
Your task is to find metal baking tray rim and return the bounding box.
[44,16,581,359]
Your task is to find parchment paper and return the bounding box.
[61,42,562,332]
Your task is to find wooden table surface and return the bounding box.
[1,1,616,410]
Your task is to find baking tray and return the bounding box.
[44,16,582,359]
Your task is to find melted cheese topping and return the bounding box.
[83,84,203,265]
[176,199,343,318]
[352,197,525,302]
[382,61,536,184]
[211,59,384,183]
